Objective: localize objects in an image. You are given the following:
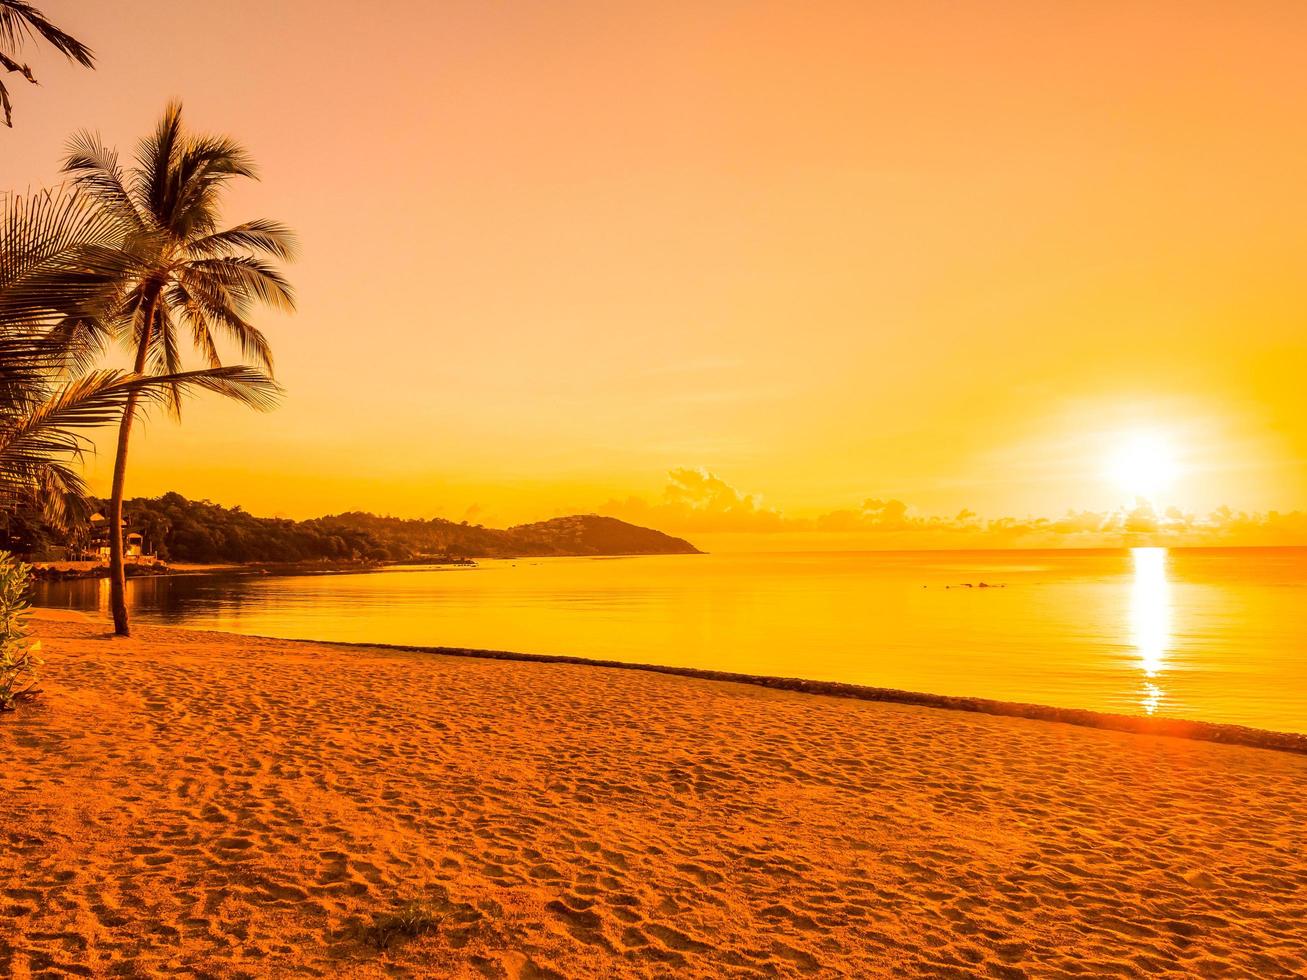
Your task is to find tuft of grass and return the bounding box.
[358,899,445,951]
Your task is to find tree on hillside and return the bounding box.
[62,102,296,635]
[0,1,93,127]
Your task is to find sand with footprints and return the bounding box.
[2,611,1305,978]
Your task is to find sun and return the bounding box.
[1106,430,1180,501]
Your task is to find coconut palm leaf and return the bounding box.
[186,219,297,261]
[61,134,146,232]
[0,1,93,127]
[0,188,139,377]
[0,344,280,521]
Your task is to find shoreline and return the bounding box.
[25,606,1305,754]
[176,626,1307,756]
[28,557,467,583]
[6,612,1305,977]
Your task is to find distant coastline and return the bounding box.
[9,491,702,568]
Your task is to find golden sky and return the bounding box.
[6,1,1307,543]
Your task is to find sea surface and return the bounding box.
[34,547,1307,734]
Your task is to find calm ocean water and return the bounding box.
[34,547,1307,734]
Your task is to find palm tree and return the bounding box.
[0,188,279,530]
[62,102,296,635]
[0,1,94,127]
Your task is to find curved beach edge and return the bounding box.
[271,630,1307,756]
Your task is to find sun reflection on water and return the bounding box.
[1129,547,1172,714]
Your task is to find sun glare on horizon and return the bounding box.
[1106,431,1181,503]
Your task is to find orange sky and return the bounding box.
[5,1,1307,543]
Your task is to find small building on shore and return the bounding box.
[85,514,155,564]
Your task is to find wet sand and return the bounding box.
[3,612,1305,978]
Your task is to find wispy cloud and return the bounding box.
[599,468,787,532]
[598,469,1307,546]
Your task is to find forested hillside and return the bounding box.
[5,492,701,564]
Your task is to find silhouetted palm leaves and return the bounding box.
[0,187,280,530]
[0,333,277,528]
[63,102,296,413]
[0,0,93,127]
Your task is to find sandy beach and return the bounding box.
[3,613,1305,979]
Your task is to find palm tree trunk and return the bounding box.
[107,290,158,636]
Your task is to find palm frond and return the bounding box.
[42,314,113,374]
[0,1,93,66]
[145,305,184,419]
[134,101,185,230]
[165,364,281,412]
[0,187,139,371]
[0,48,32,82]
[186,219,298,261]
[185,256,296,313]
[1,365,282,485]
[0,75,13,129]
[31,459,90,527]
[1,187,126,288]
[0,1,93,127]
[165,282,224,369]
[171,275,275,372]
[0,332,60,412]
[167,135,258,238]
[62,133,148,232]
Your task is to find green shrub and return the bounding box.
[0,551,42,709]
